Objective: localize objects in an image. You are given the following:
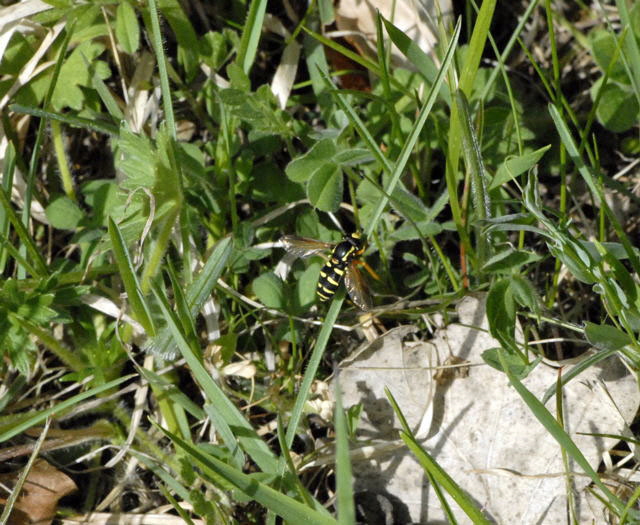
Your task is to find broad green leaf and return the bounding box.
[45,196,84,230]
[593,82,639,132]
[589,29,628,83]
[584,322,631,351]
[509,274,540,316]
[390,220,442,241]
[50,40,111,111]
[307,164,342,212]
[286,139,338,183]
[481,348,540,379]
[115,1,140,54]
[253,272,284,309]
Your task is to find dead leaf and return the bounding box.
[337,295,640,523]
[335,0,453,67]
[0,459,77,525]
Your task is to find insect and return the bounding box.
[281,231,377,310]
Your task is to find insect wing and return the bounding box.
[344,262,372,310]
[281,236,334,259]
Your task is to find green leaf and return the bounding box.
[589,29,628,82]
[491,145,551,189]
[381,16,449,104]
[0,375,134,442]
[151,282,279,474]
[81,180,118,227]
[481,348,540,379]
[584,322,631,351]
[390,220,442,241]
[593,82,639,132]
[482,248,540,273]
[385,388,492,524]
[107,217,156,336]
[486,278,516,351]
[495,349,626,515]
[333,148,374,166]
[296,262,321,309]
[334,384,355,524]
[160,427,335,525]
[509,274,540,315]
[235,0,268,74]
[45,196,84,230]
[50,40,111,111]
[286,139,338,183]
[115,1,140,54]
[307,163,343,212]
[253,272,284,309]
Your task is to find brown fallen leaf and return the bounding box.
[0,458,77,525]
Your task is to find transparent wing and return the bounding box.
[280,235,334,259]
[344,263,372,311]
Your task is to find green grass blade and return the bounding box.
[149,236,232,357]
[284,289,345,448]
[548,105,640,276]
[400,432,491,524]
[10,104,119,136]
[334,381,355,524]
[366,18,461,236]
[456,89,491,269]
[188,237,232,314]
[0,375,134,442]
[302,26,382,78]
[275,415,325,511]
[0,142,15,272]
[0,185,47,276]
[161,426,337,525]
[0,231,39,277]
[147,0,175,135]
[108,216,156,336]
[151,280,278,474]
[459,0,496,94]
[236,0,268,74]
[614,0,640,101]
[496,348,626,514]
[385,388,491,524]
[541,346,620,404]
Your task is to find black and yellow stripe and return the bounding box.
[316,233,363,302]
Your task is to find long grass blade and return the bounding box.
[108,217,156,336]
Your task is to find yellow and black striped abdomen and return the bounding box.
[317,257,347,302]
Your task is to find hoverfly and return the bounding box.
[281,231,377,310]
